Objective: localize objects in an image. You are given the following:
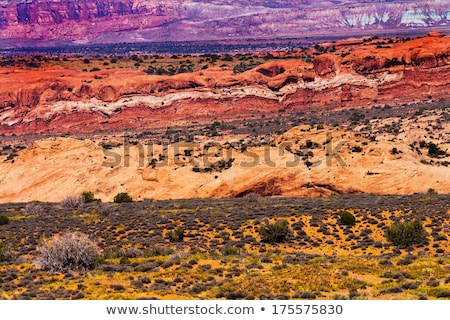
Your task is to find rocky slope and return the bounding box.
[0,1,448,45]
[1,32,449,135]
[1,117,449,203]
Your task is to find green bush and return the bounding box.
[113,192,132,203]
[340,211,356,226]
[259,219,292,243]
[0,215,9,226]
[81,191,101,203]
[119,256,130,265]
[386,219,427,247]
[168,227,185,242]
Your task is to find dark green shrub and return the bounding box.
[81,191,101,203]
[119,256,130,265]
[340,211,356,226]
[259,219,292,243]
[113,192,132,203]
[0,215,9,225]
[386,220,427,247]
[168,227,185,242]
[427,142,447,158]
[351,146,363,153]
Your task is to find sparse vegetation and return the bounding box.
[1,35,450,301]
[0,190,449,300]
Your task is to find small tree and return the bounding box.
[81,191,101,203]
[113,192,132,203]
[259,219,292,243]
[340,211,356,226]
[37,232,102,272]
[386,219,427,247]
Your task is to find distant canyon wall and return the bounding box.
[0,1,449,44]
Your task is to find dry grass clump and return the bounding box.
[60,195,83,209]
[37,232,102,272]
[24,203,44,216]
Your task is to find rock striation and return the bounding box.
[0,33,449,135]
[0,1,448,44]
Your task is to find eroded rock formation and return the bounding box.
[0,33,449,135]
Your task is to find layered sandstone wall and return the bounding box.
[1,33,449,135]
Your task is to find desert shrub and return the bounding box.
[427,142,447,158]
[351,146,363,153]
[293,291,317,299]
[99,204,118,217]
[24,202,44,216]
[81,191,101,203]
[122,247,142,258]
[340,211,356,226]
[0,242,12,262]
[119,256,130,265]
[113,192,132,203]
[0,215,9,225]
[168,227,185,242]
[61,195,83,208]
[103,247,142,260]
[386,219,427,247]
[259,219,292,243]
[223,245,241,256]
[436,291,450,298]
[37,232,102,272]
[145,245,174,257]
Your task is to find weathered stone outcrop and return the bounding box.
[1,33,449,135]
[1,123,450,203]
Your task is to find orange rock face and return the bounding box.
[1,33,449,136]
